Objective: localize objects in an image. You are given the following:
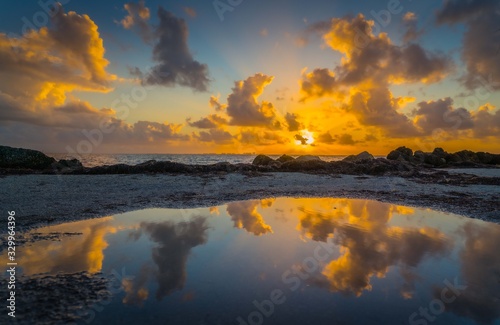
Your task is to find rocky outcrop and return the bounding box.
[295,155,322,162]
[343,151,375,163]
[387,147,414,162]
[51,159,84,173]
[0,145,56,169]
[0,146,498,176]
[281,159,329,172]
[276,154,295,163]
[388,147,500,167]
[252,155,275,166]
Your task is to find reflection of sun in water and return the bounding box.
[295,130,315,145]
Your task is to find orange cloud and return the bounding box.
[226,200,273,236]
[296,199,450,297]
[12,217,117,275]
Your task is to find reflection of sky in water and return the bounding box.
[2,198,500,325]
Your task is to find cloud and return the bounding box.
[183,7,197,18]
[300,68,339,100]
[119,0,152,43]
[294,134,308,145]
[436,0,500,90]
[194,128,233,144]
[432,222,500,324]
[402,12,423,43]
[336,133,357,145]
[349,86,419,137]
[316,132,336,144]
[226,201,273,236]
[238,130,288,146]
[209,95,226,111]
[0,5,115,104]
[140,7,210,92]
[0,6,194,151]
[298,14,451,137]
[285,113,303,132]
[226,73,278,127]
[124,121,190,142]
[298,200,451,297]
[413,98,474,135]
[16,217,116,275]
[299,14,451,89]
[435,0,498,24]
[314,14,450,86]
[187,114,228,129]
[135,218,209,300]
[470,104,500,138]
[122,264,152,306]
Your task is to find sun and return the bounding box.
[295,130,315,146]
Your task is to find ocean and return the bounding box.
[47,154,353,168]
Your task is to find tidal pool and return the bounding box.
[2,198,500,325]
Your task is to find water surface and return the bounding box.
[2,198,499,324]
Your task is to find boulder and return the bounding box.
[387,147,413,162]
[295,155,322,162]
[276,154,295,163]
[51,158,84,172]
[424,154,446,167]
[252,155,275,166]
[343,151,375,163]
[0,145,56,169]
[281,159,329,171]
[413,150,426,163]
[432,148,447,158]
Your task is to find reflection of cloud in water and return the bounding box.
[433,223,500,324]
[122,264,152,306]
[299,199,451,297]
[17,217,116,275]
[124,217,209,304]
[226,200,273,236]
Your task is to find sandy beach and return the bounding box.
[2,168,499,233]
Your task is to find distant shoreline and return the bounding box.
[0,145,499,234]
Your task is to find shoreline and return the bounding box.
[1,170,499,235]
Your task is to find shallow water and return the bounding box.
[2,198,500,324]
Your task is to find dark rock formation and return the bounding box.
[387,147,413,162]
[295,155,322,162]
[0,146,498,177]
[388,147,500,167]
[0,145,56,169]
[281,159,329,172]
[51,159,84,173]
[252,155,275,166]
[343,151,375,163]
[276,154,295,163]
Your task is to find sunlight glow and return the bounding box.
[295,130,315,146]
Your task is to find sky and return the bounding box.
[0,0,499,155]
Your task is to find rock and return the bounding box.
[424,154,446,167]
[343,151,375,163]
[276,154,295,163]
[387,147,413,162]
[432,148,447,158]
[58,159,83,168]
[0,145,56,169]
[281,159,328,171]
[51,159,84,172]
[135,160,158,167]
[413,150,426,163]
[476,152,494,164]
[295,155,322,162]
[252,155,275,166]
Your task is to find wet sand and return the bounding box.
[1,169,499,232]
